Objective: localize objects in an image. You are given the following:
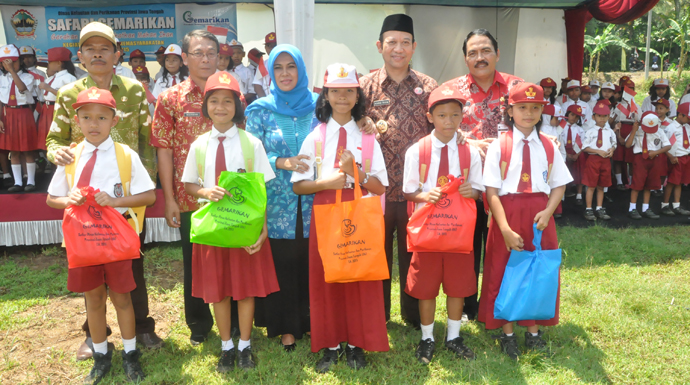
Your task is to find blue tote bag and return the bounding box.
[494,223,562,322]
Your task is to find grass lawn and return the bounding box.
[1,224,689,384]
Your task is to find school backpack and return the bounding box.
[192,129,255,185]
[65,142,146,234]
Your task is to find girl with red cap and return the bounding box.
[152,44,188,99]
[642,78,676,117]
[37,47,77,151]
[481,83,572,360]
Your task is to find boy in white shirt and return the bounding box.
[582,102,618,221]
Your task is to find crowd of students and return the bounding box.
[0,14,689,384]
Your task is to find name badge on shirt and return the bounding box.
[373,99,390,107]
[184,112,201,117]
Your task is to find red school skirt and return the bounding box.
[0,106,38,152]
[36,103,54,151]
[191,242,280,304]
[478,193,560,330]
[613,123,634,163]
[309,188,389,353]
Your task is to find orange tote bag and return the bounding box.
[313,160,389,283]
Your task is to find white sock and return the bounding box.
[421,322,435,341]
[616,174,623,184]
[347,344,356,349]
[673,202,680,209]
[596,206,602,210]
[446,318,462,341]
[221,339,234,351]
[531,332,539,337]
[122,337,136,353]
[237,339,251,352]
[2,173,9,179]
[603,187,608,193]
[629,203,636,211]
[576,194,582,200]
[328,345,340,351]
[26,162,35,185]
[642,203,649,212]
[505,333,514,337]
[11,164,21,186]
[661,202,669,208]
[93,340,108,355]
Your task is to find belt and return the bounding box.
[6,105,31,109]
[44,101,56,106]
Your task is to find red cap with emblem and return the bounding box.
[155,46,166,55]
[652,98,670,109]
[0,45,19,61]
[592,101,610,116]
[428,85,467,110]
[265,32,277,44]
[247,48,264,63]
[72,87,117,111]
[581,85,592,94]
[219,43,233,56]
[540,77,556,87]
[614,85,622,93]
[508,83,548,105]
[678,102,690,117]
[129,49,145,60]
[625,79,635,89]
[640,111,660,133]
[542,104,556,116]
[619,75,630,85]
[566,104,584,117]
[132,66,149,75]
[204,71,241,96]
[47,47,71,62]
[598,98,611,106]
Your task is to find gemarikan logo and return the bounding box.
[227,187,246,205]
[436,192,452,209]
[341,219,357,237]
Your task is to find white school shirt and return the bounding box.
[541,102,561,130]
[582,122,617,153]
[152,73,183,99]
[626,128,671,154]
[641,96,677,118]
[539,123,566,161]
[559,122,585,154]
[610,100,640,123]
[290,117,389,197]
[403,131,484,210]
[587,97,598,112]
[47,137,155,215]
[233,63,254,95]
[483,127,573,196]
[252,65,271,96]
[114,64,136,80]
[560,98,593,126]
[0,70,36,105]
[181,125,276,188]
[662,119,690,157]
[43,70,77,102]
[27,66,47,103]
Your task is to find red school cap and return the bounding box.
[428,85,466,110]
[72,87,117,111]
[652,98,670,109]
[155,46,166,55]
[592,101,610,116]
[204,71,241,96]
[219,43,233,56]
[265,32,277,45]
[540,77,556,87]
[678,102,690,117]
[129,49,145,60]
[132,66,149,75]
[508,83,548,106]
[566,104,584,117]
[47,47,71,62]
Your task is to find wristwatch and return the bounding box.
[362,172,370,185]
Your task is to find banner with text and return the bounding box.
[1,4,236,60]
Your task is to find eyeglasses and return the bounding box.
[187,51,218,59]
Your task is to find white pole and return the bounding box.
[274,0,315,90]
[645,10,652,80]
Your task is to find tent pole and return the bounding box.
[274,0,315,90]
[644,10,652,80]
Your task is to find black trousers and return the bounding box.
[463,199,489,319]
[83,219,155,337]
[383,201,419,326]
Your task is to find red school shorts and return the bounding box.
[631,153,661,191]
[405,251,477,300]
[667,155,690,185]
[582,154,612,188]
[67,260,136,294]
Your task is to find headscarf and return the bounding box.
[245,44,318,117]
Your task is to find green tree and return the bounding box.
[584,24,631,77]
[661,13,690,78]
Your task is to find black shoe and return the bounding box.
[674,206,690,215]
[190,334,207,346]
[575,198,584,206]
[282,343,296,352]
[628,209,642,220]
[492,333,520,360]
[316,347,341,373]
[24,184,36,192]
[216,349,236,373]
[661,205,676,216]
[583,208,597,221]
[7,184,23,193]
[415,338,435,365]
[616,184,627,191]
[595,208,611,221]
[643,209,660,219]
[345,345,367,370]
[121,349,145,382]
[2,177,13,188]
[524,330,549,353]
[445,336,475,360]
[83,350,112,384]
[237,346,256,370]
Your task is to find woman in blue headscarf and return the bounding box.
[246,44,318,351]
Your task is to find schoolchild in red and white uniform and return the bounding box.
[37,47,77,151]
[659,101,690,216]
[588,80,600,103]
[557,79,592,126]
[481,83,572,360]
[582,101,618,221]
[611,81,640,189]
[641,78,676,118]
[152,44,187,100]
[560,104,586,205]
[625,111,671,220]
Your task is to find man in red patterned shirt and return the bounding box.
[360,14,438,329]
[441,29,523,320]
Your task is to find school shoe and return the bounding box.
[189,334,207,346]
[628,209,642,220]
[674,206,690,215]
[643,209,660,219]
[216,349,236,373]
[616,184,627,191]
[7,184,23,193]
[24,184,36,192]
[583,208,597,221]
[137,332,164,349]
[345,345,367,370]
[445,336,476,360]
[661,206,676,216]
[492,333,520,360]
[237,346,256,370]
[122,349,145,382]
[524,330,550,354]
[83,350,112,385]
[2,177,13,188]
[595,208,611,221]
[415,338,435,365]
[316,346,341,373]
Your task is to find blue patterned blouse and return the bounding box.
[245,107,319,239]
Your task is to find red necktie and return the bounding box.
[565,125,573,150]
[437,145,449,187]
[44,77,56,97]
[8,80,17,106]
[77,149,98,188]
[113,67,116,74]
[215,137,226,184]
[597,128,603,148]
[642,133,649,159]
[683,127,689,149]
[172,76,177,86]
[334,127,347,168]
[517,139,532,193]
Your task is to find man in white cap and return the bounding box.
[46,21,163,360]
